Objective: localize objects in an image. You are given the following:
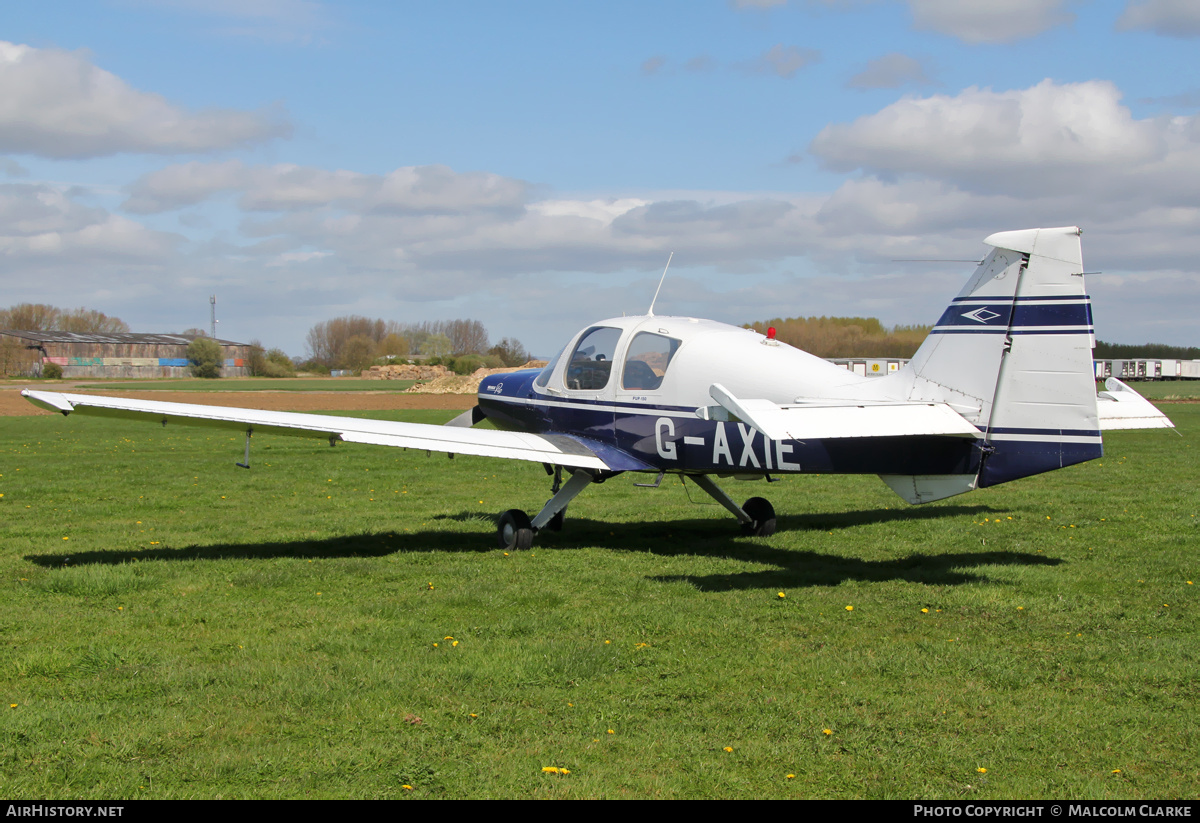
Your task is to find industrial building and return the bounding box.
[0,330,251,378]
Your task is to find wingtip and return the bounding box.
[20,389,74,415]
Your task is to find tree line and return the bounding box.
[1094,341,1200,360]
[0,303,130,334]
[744,315,932,358]
[302,315,528,373]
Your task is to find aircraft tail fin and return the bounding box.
[900,226,1102,489]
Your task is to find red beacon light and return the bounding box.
[767,327,776,340]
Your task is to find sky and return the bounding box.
[3,0,1200,358]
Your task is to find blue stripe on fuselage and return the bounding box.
[477,374,982,476]
[476,374,1097,483]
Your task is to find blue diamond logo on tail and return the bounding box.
[962,307,1001,324]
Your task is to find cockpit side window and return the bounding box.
[621,332,680,391]
[534,346,565,389]
[564,326,621,391]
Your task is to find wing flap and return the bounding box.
[21,390,614,471]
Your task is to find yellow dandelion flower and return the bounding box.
[845,605,853,611]
[542,767,560,774]
[445,636,454,640]
[822,729,832,736]
[452,640,458,647]
[432,643,438,648]
[921,608,929,613]
[1112,769,1121,774]
[723,746,732,753]
[561,769,571,775]
[977,767,987,774]
[786,774,795,779]
[402,785,414,790]
[9,704,16,708]
[778,592,786,598]
[607,729,615,735]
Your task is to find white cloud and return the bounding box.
[745,44,821,78]
[847,53,933,89]
[141,0,333,45]
[641,56,666,75]
[810,79,1200,203]
[125,161,530,215]
[908,0,1075,43]
[0,182,179,264]
[2,158,28,178]
[0,41,290,159]
[1117,0,1200,37]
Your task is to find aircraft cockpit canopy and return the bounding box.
[565,326,621,391]
[621,331,681,391]
[538,323,684,394]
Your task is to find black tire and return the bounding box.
[546,501,565,532]
[498,509,534,550]
[741,497,776,537]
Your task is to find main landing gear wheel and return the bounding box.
[498,509,534,550]
[741,497,776,537]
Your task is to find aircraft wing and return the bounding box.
[706,384,981,441]
[20,390,643,472]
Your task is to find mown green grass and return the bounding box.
[1121,381,1200,400]
[1,405,1195,799]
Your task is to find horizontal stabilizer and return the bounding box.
[1096,378,1176,430]
[21,390,633,471]
[708,384,980,441]
[879,474,978,505]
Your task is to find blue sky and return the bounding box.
[3,0,1200,357]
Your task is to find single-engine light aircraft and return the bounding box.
[24,227,1173,549]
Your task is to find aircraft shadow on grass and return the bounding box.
[25,502,1060,591]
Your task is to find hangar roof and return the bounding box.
[0,330,246,346]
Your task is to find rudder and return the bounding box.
[900,226,1101,490]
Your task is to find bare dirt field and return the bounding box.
[1,387,476,416]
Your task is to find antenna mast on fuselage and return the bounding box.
[647,252,674,317]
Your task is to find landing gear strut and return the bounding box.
[495,467,594,550]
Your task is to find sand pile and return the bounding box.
[404,361,547,394]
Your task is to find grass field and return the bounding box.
[60,378,417,392]
[1119,380,1200,400]
[1,403,1195,799]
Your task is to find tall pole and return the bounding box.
[210,295,216,339]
